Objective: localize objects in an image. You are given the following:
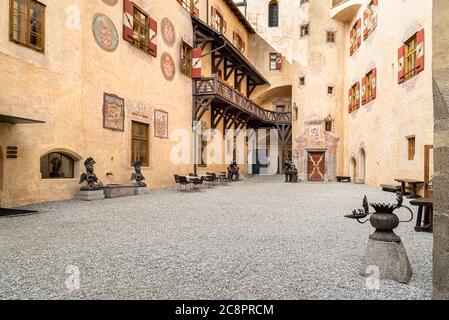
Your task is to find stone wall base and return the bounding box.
[75,190,105,201]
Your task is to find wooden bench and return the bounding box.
[381,184,402,193]
[337,176,351,183]
[410,198,433,233]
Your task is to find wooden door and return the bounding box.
[308,152,325,182]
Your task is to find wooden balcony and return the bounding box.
[194,77,292,126]
[331,0,363,23]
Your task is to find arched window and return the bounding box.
[268,1,279,27]
[40,152,75,179]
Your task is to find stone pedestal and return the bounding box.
[75,190,105,201]
[361,238,413,284]
[135,187,150,195]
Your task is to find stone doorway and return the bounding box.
[358,148,366,183]
[349,157,357,183]
[307,151,326,182]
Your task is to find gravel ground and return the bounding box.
[0,175,432,300]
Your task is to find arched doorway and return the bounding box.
[349,157,357,183]
[358,148,366,183]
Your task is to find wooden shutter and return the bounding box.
[371,0,378,29]
[211,6,216,29]
[276,53,282,70]
[361,76,367,105]
[363,9,369,40]
[192,0,199,17]
[356,19,362,48]
[355,82,360,109]
[416,28,425,73]
[398,45,405,84]
[223,20,227,34]
[371,68,377,100]
[149,17,157,57]
[123,0,134,43]
[350,29,355,56]
[192,47,202,79]
[348,88,352,113]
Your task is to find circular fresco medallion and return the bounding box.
[161,52,176,81]
[102,0,118,5]
[161,17,176,47]
[92,13,119,52]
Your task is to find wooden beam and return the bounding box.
[224,57,235,81]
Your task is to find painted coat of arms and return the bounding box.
[154,110,168,139]
[161,53,176,81]
[92,14,119,52]
[161,17,176,47]
[103,93,125,131]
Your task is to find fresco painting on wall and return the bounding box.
[154,110,169,139]
[92,14,119,52]
[103,93,125,131]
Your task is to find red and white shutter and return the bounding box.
[371,68,377,100]
[416,28,425,74]
[398,45,405,84]
[371,0,378,30]
[211,6,216,29]
[355,82,360,109]
[192,0,199,17]
[276,53,282,70]
[361,76,367,105]
[363,9,369,40]
[123,0,134,43]
[350,29,355,56]
[356,19,362,48]
[192,47,202,79]
[348,88,353,113]
[149,17,157,57]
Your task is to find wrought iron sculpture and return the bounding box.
[131,160,146,187]
[227,161,240,181]
[284,161,298,183]
[345,192,414,242]
[79,157,102,190]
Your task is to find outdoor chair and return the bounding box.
[219,172,229,185]
[191,176,204,190]
[177,175,190,192]
[174,174,181,190]
[206,172,218,186]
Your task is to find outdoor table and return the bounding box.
[395,179,425,199]
[410,198,433,233]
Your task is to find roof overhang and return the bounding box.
[0,114,45,124]
[192,16,269,86]
[223,0,255,34]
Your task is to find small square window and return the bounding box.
[407,136,416,161]
[328,86,334,95]
[299,77,305,86]
[300,24,309,38]
[327,31,336,43]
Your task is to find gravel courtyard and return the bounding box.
[0,176,433,300]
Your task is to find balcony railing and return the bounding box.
[194,77,292,125]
